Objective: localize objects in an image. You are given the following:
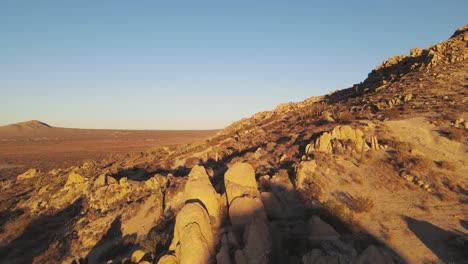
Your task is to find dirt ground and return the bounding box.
[0,127,218,180]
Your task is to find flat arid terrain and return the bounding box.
[0,26,467,264]
[0,120,218,180]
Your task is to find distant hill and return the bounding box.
[0,120,52,130]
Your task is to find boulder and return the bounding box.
[216,240,231,264]
[307,216,339,246]
[170,203,214,264]
[309,126,370,154]
[296,161,317,189]
[17,168,39,180]
[242,216,272,264]
[224,163,260,204]
[157,255,177,264]
[131,249,150,263]
[229,196,267,227]
[93,174,107,188]
[356,245,395,264]
[302,249,340,264]
[64,172,85,189]
[234,250,247,264]
[260,192,283,219]
[270,169,294,193]
[184,166,221,226]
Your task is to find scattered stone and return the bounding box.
[302,249,339,264]
[356,245,395,264]
[307,215,339,246]
[64,172,85,189]
[17,168,39,180]
[157,255,177,264]
[93,174,107,188]
[131,249,150,263]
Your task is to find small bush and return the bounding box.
[347,195,374,213]
[141,231,170,256]
[184,156,200,168]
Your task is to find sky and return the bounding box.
[1,1,467,129]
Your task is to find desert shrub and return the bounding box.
[160,158,175,170]
[444,128,465,142]
[141,230,170,256]
[338,111,355,123]
[184,156,200,168]
[385,108,402,119]
[347,195,374,213]
[435,160,457,171]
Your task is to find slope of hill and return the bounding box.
[0,120,53,130]
[0,26,467,264]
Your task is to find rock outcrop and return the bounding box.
[169,202,214,264]
[224,163,267,227]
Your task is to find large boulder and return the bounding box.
[242,216,272,264]
[184,166,221,226]
[224,163,259,204]
[229,196,267,226]
[260,192,283,219]
[170,203,214,264]
[64,172,86,190]
[295,160,317,189]
[307,216,339,246]
[356,245,395,264]
[157,255,177,264]
[224,163,267,227]
[302,249,340,264]
[307,125,371,154]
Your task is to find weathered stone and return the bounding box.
[107,176,118,185]
[307,216,339,246]
[310,126,370,154]
[131,249,150,263]
[302,249,339,264]
[17,168,39,180]
[296,161,317,189]
[260,192,283,219]
[234,250,247,264]
[170,203,214,264]
[184,166,221,226]
[229,196,267,226]
[64,172,85,189]
[93,174,107,188]
[216,240,231,264]
[356,245,394,264]
[157,255,177,264]
[243,216,272,264]
[410,48,423,57]
[270,170,294,193]
[224,163,259,204]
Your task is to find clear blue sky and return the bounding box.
[1,1,466,129]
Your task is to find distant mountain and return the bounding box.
[0,120,52,130]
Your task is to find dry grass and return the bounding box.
[347,195,374,213]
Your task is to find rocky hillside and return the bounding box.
[0,26,467,264]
